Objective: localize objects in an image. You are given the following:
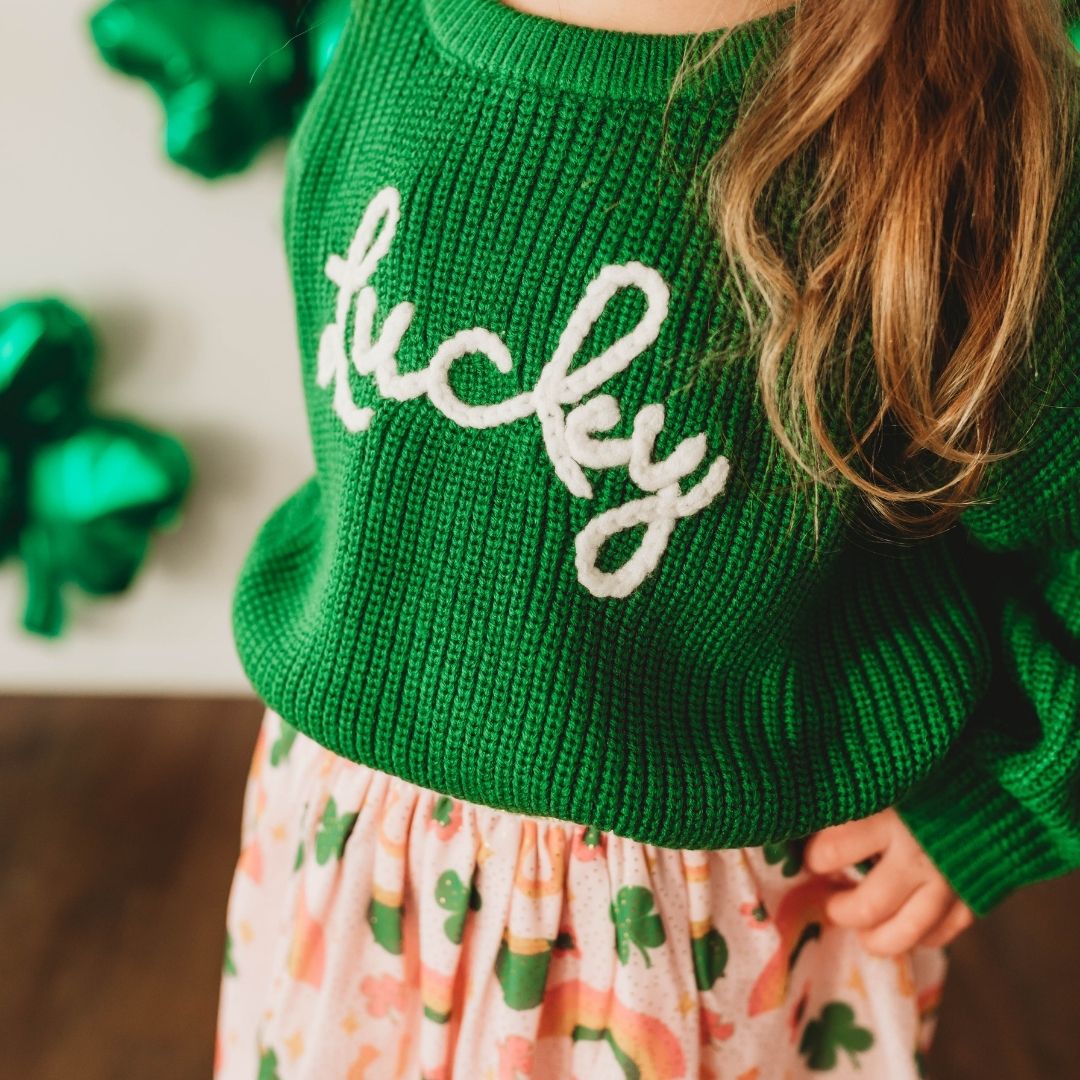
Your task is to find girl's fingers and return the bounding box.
[918,899,976,949]
[803,811,893,875]
[823,848,923,929]
[857,879,954,957]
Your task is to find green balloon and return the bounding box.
[89,0,300,178]
[0,297,193,637]
[0,444,18,562]
[0,298,94,442]
[307,0,351,80]
[21,418,192,637]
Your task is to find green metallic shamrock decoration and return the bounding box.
[0,297,192,637]
[306,0,351,80]
[88,0,351,179]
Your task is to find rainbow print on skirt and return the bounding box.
[215,708,947,1079]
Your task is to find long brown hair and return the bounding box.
[674,0,1079,535]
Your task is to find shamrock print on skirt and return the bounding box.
[215,708,949,1079]
[799,1003,875,1071]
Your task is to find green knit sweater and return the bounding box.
[232,0,1080,916]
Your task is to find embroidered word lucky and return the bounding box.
[317,185,730,599]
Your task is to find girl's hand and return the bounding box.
[802,807,976,957]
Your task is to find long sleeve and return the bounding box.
[895,135,1080,915]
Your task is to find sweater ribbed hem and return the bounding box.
[421,0,797,102]
[895,739,1070,916]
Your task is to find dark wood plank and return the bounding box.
[1,695,1078,1077]
[928,870,1080,1078]
[0,696,263,1080]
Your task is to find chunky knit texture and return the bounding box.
[232,0,1080,916]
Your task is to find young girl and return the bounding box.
[215,0,1080,1075]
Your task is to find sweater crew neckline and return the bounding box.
[421,0,798,103]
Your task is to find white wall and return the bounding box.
[0,1,313,694]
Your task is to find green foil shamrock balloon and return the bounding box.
[88,0,350,179]
[0,298,192,637]
[89,0,299,178]
[306,0,351,80]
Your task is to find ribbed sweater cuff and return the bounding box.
[894,740,1068,917]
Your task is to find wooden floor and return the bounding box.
[1,696,1078,1078]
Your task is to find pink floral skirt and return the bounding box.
[214,707,947,1079]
